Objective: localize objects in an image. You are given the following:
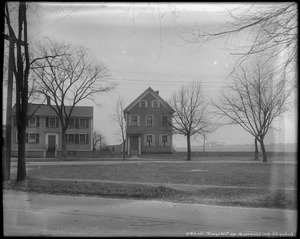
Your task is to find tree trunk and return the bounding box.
[16,126,26,181]
[259,139,267,162]
[122,139,126,160]
[186,134,191,161]
[254,137,259,160]
[61,128,67,158]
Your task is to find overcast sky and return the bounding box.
[3,2,297,147]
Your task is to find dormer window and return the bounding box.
[140,100,148,108]
[152,100,159,108]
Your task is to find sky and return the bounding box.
[3,2,297,148]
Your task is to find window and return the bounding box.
[17,133,39,144]
[46,117,58,128]
[80,134,86,144]
[79,118,86,128]
[161,115,168,127]
[131,115,138,126]
[68,134,75,144]
[152,100,159,108]
[146,135,152,146]
[75,134,79,144]
[146,115,153,127]
[162,135,168,146]
[69,118,75,128]
[66,133,89,144]
[28,116,39,127]
[140,100,147,108]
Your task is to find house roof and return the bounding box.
[123,87,175,114]
[12,103,93,118]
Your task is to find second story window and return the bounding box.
[131,115,138,126]
[69,118,75,128]
[46,117,59,128]
[146,115,153,127]
[28,116,39,127]
[79,118,86,128]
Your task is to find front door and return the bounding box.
[48,135,56,151]
[130,136,139,155]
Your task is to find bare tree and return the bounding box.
[111,95,127,160]
[92,130,107,151]
[31,38,116,158]
[180,3,297,82]
[168,81,215,161]
[211,58,292,162]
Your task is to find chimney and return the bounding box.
[155,90,159,95]
[46,95,51,105]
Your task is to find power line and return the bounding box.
[110,70,229,79]
[107,77,228,85]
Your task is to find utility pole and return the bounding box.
[3,35,14,181]
[2,2,15,181]
[202,134,206,152]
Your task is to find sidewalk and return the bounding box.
[3,190,297,237]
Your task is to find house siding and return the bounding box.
[11,104,93,157]
[125,89,174,154]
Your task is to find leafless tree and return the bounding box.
[180,3,297,82]
[168,81,216,161]
[31,38,116,157]
[211,57,292,162]
[92,130,107,151]
[111,95,127,160]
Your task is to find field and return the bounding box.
[4,157,297,209]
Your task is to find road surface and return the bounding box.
[3,190,297,237]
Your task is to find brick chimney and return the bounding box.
[46,95,51,105]
[155,90,159,95]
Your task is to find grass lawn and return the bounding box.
[4,159,297,209]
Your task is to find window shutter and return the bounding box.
[75,118,79,128]
[16,133,18,144]
[145,101,148,108]
[137,115,140,126]
[86,118,89,128]
[46,117,49,127]
[128,115,132,126]
[152,134,155,146]
[56,117,59,128]
[36,116,40,127]
[36,133,39,143]
[26,133,28,143]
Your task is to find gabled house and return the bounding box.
[11,103,93,158]
[123,87,175,155]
